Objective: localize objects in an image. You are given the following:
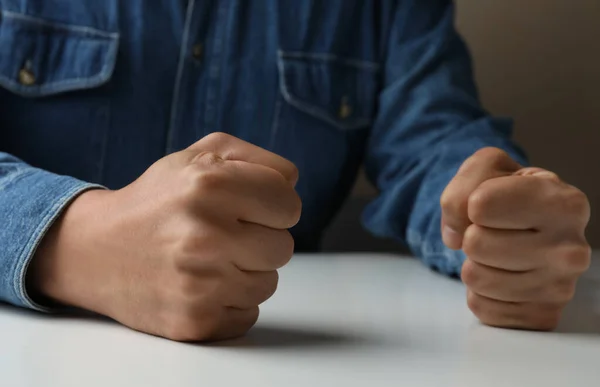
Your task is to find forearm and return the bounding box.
[361,0,528,276]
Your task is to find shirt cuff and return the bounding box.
[4,170,104,312]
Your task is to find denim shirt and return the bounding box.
[0,0,526,310]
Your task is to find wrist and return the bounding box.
[27,188,114,313]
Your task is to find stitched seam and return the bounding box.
[166,0,196,153]
[269,96,283,150]
[1,10,119,39]
[0,169,35,191]
[276,56,371,131]
[278,50,380,72]
[0,38,119,97]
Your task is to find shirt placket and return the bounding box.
[165,0,232,154]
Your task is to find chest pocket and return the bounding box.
[271,50,381,239]
[0,9,119,183]
[276,50,380,131]
[0,10,118,97]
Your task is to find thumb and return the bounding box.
[440,148,521,250]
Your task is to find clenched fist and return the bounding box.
[441,147,591,331]
[30,133,301,341]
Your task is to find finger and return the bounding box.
[468,174,589,231]
[462,224,547,271]
[192,157,302,230]
[440,147,521,249]
[463,224,591,275]
[466,290,562,331]
[211,306,260,341]
[223,270,279,309]
[189,132,299,186]
[174,224,294,274]
[461,259,576,303]
[226,161,302,229]
[232,222,294,271]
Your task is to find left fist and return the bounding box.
[441,147,591,331]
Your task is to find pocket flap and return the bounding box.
[278,51,380,130]
[0,10,119,98]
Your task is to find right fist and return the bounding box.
[29,133,301,341]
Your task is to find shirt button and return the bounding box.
[192,43,203,61]
[18,68,36,86]
[338,96,352,119]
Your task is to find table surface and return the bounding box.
[2,253,600,387]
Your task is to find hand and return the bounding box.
[441,147,591,331]
[29,133,301,341]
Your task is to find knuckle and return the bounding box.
[171,227,209,263]
[202,132,233,146]
[187,151,225,175]
[440,188,467,219]
[249,306,261,326]
[171,241,225,280]
[188,167,228,194]
[172,236,198,261]
[175,273,201,298]
[170,267,224,306]
[564,189,591,224]
[461,259,480,288]
[285,190,303,227]
[260,271,280,302]
[462,225,484,258]
[171,254,192,275]
[560,243,592,273]
[246,307,261,328]
[466,290,484,317]
[194,150,223,164]
[170,244,196,270]
[269,271,280,293]
[266,230,295,269]
[279,231,295,267]
[286,162,300,184]
[467,187,492,225]
[473,147,510,169]
[260,168,301,227]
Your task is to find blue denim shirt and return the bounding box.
[0,0,526,310]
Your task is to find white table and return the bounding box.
[1,253,600,387]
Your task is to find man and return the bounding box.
[0,0,590,341]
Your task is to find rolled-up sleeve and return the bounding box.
[362,0,528,276]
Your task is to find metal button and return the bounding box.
[18,68,36,86]
[338,96,352,119]
[192,43,203,60]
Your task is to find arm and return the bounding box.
[0,152,102,310]
[362,0,527,276]
[2,133,301,342]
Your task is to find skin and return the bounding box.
[441,147,591,331]
[29,139,590,341]
[29,133,301,342]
